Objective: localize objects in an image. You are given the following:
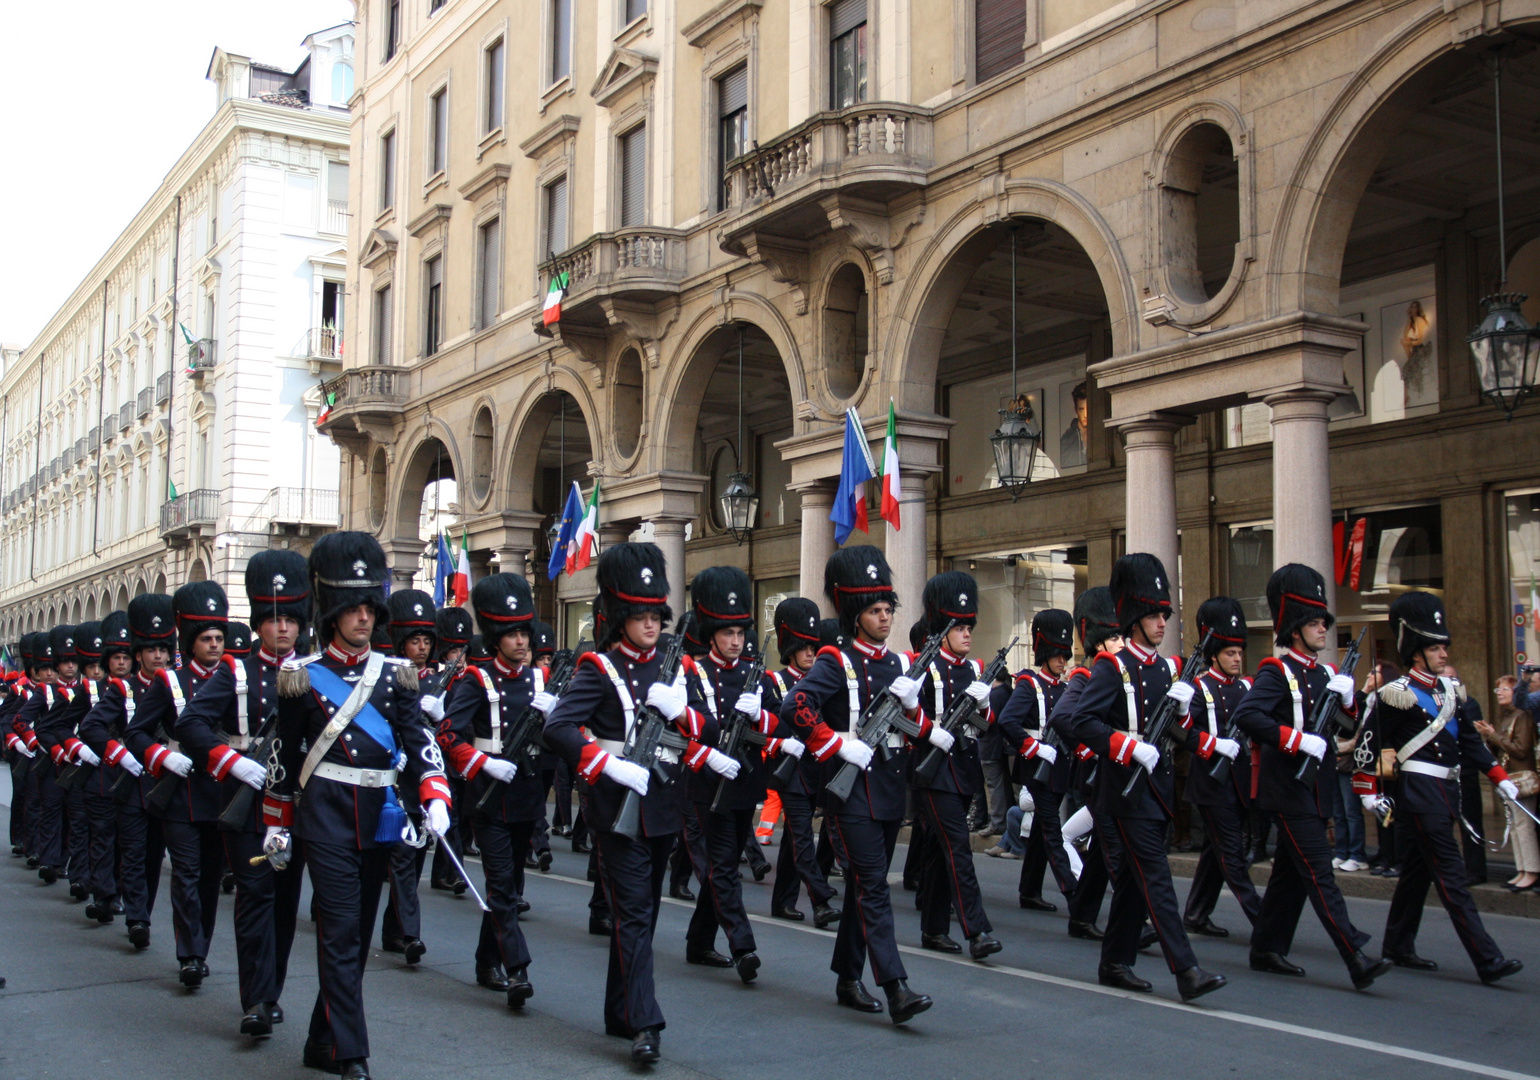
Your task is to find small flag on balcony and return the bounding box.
[317,390,336,427]
[178,323,195,346]
[567,482,600,575]
[878,400,902,531]
[542,271,569,327]
[452,529,471,607]
[168,478,179,502]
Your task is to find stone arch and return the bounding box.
[502,370,604,513]
[390,425,461,546]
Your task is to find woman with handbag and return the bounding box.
[1476,676,1537,891]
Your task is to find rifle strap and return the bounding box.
[592,655,637,740]
[1200,678,1219,736]
[1029,671,1048,739]
[235,662,249,738]
[928,659,981,736]
[1281,665,1305,733]
[474,667,502,748]
[1112,655,1138,735]
[689,658,718,721]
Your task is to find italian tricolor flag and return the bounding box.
[567,482,600,574]
[543,271,569,327]
[316,390,336,427]
[451,529,470,607]
[878,400,901,530]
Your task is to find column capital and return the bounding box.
[1260,387,1337,416]
[1107,411,1193,441]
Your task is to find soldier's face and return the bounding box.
[440,646,465,668]
[334,605,375,650]
[1101,634,1125,654]
[1418,644,1448,674]
[857,602,893,644]
[1135,613,1167,648]
[714,627,745,660]
[259,615,300,657]
[83,662,103,680]
[790,644,817,672]
[1044,654,1068,676]
[136,646,171,674]
[624,612,662,651]
[56,660,78,680]
[401,633,433,664]
[1296,618,1328,653]
[191,628,224,667]
[107,653,132,677]
[34,665,55,685]
[1216,645,1245,677]
[946,625,972,657]
[499,630,531,666]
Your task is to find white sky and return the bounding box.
[0,0,356,347]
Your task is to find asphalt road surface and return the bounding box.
[1,788,1535,1080]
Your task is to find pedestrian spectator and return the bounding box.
[1446,664,1487,884]
[973,670,1013,838]
[1476,675,1538,891]
[1363,660,1402,877]
[1331,718,1368,871]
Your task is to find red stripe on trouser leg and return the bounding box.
[1112,817,1177,973]
[925,790,976,940]
[1275,816,1353,957]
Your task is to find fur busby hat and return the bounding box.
[388,589,438,653]
[1265,563,1334,648]
[74,621,104,666]
[50,624,78,665]
[472,573,536,647]
[32,631,56,671]
[533,620,556,658]
[825,545,898,638]
[1073,587,1121,654]
[596,542,672,650]
[467,634,492,666]
[128,594,176,654]
[909,619,927,652]
[1390,589,1449,667]
[224,622,252,658]
[173,581,229,656]
[1031,608,1075,666]
[1109,552,1172,633]
[19,633,35,675]
[691,566,753,650]
[100,611,131,661]
[774,597,822,665]
[818,618,847,651]
[308,531,390,646]
[245,549,310,630]
[434,607,472,661]
[371,625,394,655]
[1195,596,1248,661]
[923,571,978,635]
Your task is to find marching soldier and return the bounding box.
[17,627,67,885]
[34,625,92,898]
[175,549,310,1037]
[428,606,474,896]
[262,532,452,1080]
[1181,597,1260,938]
[779,545,938,1025]
[910,572,1002,960]
[1231,563,1390,989]
[441,573,547,1008]
[1353,591,1523,983]
[528,618,559,873]
[1,661,30,858]
[1068,553,1227,1001]
[55,621,122,922]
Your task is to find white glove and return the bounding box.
[424,798,451,838]
[1360,793,1390,815]
[530,691,558,716]
[965,681,991,706]
[1498,779,1520,802]
[1130,740,1160,772]
[1033,742,1058,765]
[264,825,286,849]
[705,748,741,779]
[646,676,687,721]
[420,695,445,722]
[117,754,143,777]
[482,757,518,783]
[1018,788,1035,813]
[1214,738,1241,761]
[162,751,193,777]
[835,737,874,770]
[602,755,649,796]
[1297,732,1328,761]
[1326,673,1355,707]
[229,755,267,790]
[1166,681,1195,710]
[927,725,955,752]
[75,744,102,767]
[889,675,921,711]
[14,742,35,758]
[262,826,292,870]
[780,737,805,759]
[734,689,762,717]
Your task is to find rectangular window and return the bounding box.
[430,0,446,12]
[1507,489,1540,670]
[424,255,443,356]
[380,130,396,211]
[373,283,394,363]
[717,65,748,211]
[619,123,647,228]
[478,218,501,330]
[975,0,1026,83]
[550,0,572,84]
[544,176,568,256]
[829,0,868,109]
[385,0,402,60]
[325,161,349,232]
[624,0,647,22]
[429,88,448,174]
[485,39,505,133]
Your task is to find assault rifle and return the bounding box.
[824,620,955,804]
[912,637,1018,787]
[1121,631,1213,802]
[217,707,280,830]
[611,615,694,840]
[1295,625,1367,786]
[474,645,584,813]
[708,654,768,815]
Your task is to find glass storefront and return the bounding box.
[563,597,594,650]
[951,543,1087,673]
[1506,488,1540,667]
[755,574,799,658]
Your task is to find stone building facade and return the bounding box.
[329,0,1540,698]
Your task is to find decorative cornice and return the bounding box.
[591,47,658,109]
[457,164,509,204]
[407,203,453,238]
[519,114,580,160]
[683,0,762,47]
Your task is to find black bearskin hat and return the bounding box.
[909,619,927,653]
[74,621,104,666]
[50,624,78,665]
[371,625,394,655]
[173,581,229,656]
[691,566,753,650]
[595,542,672,650]
[774,598,822,665]
[224,622,252,658]
[245,549,311,629]
[1110,553,1172,632]
[435,607,472,661]
[388,589,438,653]
[19,633,35,674]
[533,620,556,658]
[308,531,390,645]
[33,631,56,670]
[100,611,131,661]
[472,573,536,646]
[923,571,978,635]
[128,594,176,654]
[1073,587,1120,654]
[1195,596,1248,661]
[818,618,847,651]
[1031,609,1075,666]
[824,545,898,638]
[467,634,492,666]
[1266,563,1334,648]
[1390,589,1449,667]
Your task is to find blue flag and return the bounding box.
[547,481,584,581]
[829,408,873,545]
[433,531,453,606]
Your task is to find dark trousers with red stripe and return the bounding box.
[162,819,223,960]
[1100,814,1197,973]
[83,789,119,901]
[35,762,66,869]
[916,788,992,939]
[381,837,426,943]
[8,756,29,850]
[771,791,836,911]
[826,812,907,985]
[684,802,756,957]
[669,815,695,891]
[1252,812,1369,963]
[474,818,535,973]
[305,841,390,1063]
[594,827,672,1035]
[65,785,90,881]
[116,800,164,924]
[1183,800,1261,927]
[1385,810,1502,969]
[1019,777,1077,901]
[224,829,282,1010]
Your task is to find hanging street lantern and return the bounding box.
[719,472,761,543]
[991,394,1042,499]
[1468,293,1540,418]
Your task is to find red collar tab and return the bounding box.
[493,655,524,678]
[940,648,967,666]
[1037,667,1061,686]
[136,671,155,687]
[852,638,887,660]
[326,644,371,665]
[187,660,212,679]
[1206,666,1234,686]
[1408,668,1438,690]
[256,647,290,668]
[708,650,738,670]
[1286,648,1317,669]
[617,640,656,663]
[1127,640,1157,665]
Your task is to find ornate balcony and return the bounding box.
[534,228,687,337]
[317,365,409,451]
[304,326,343,361]
[259,486,341,538]
[188,339,217,378]
[160,488,219,542]
[118,401,134,432]
[155,372,171,405]
[137,387,153,417]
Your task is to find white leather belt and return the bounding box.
[596,737,679,765]
[311,762,398,788]
[226,735,251,751]
[1400,760,1457,781]
[474,737,503,754]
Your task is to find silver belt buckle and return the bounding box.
[360,769,382,788]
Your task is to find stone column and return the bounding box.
[493,547,531,584]
[383,536,425,591]
[599,522,630,552]
[1265,389,1337,617]
[886,472,930,620]
[794,480,837,617]
[651,518,688,621]
[468,549,493,587]
[1114,414,1187,654]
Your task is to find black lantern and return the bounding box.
[991,396,1041,498]
[720,325,759,544]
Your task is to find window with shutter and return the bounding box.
[545,177,568,256]
[485,40,505,133]
[829,0,868,109]
[478,219,501,330]
[975,0,1026,83]
[380,131,396,211]
[430,89,448,174]
[374,284,394,364]
[551,0,572,83]
[620,124,647,228]
[717,66,749,211]
[625,0,648,23]
[424,256,443,356]
[385,0,401,60]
